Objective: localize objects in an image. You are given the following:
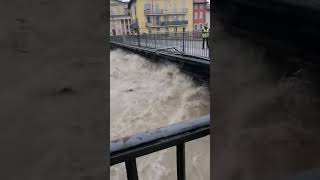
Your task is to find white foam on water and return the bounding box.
[110,49,210,180]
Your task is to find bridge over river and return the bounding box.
[110,31,211,84]
[111,31,210,59]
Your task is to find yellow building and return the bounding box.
[128,0,193,33]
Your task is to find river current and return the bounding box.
[110,49,210,180]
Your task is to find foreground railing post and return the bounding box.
[125,159,139,180]
[176,143,186,180]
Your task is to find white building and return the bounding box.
[110,0,132,35]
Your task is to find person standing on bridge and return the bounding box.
[202,23,209,49]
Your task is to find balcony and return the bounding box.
[145,20,188,27]
[161,20,188,26]
[145,21,162,27]
[164,8,188,15]
[144,9,163,15]
[144,8,188,15]
[146,20,188,27]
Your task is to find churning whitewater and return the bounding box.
[110,49,210,180]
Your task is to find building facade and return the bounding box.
[110,0,132,35]
[193,0,208,31]
[128,0,193,33]
[205,3,210,28]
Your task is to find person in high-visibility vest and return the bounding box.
[202,23,209,49]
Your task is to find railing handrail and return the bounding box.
[111,31,205,36]
[110,115,210,166]
[144,8,188,15]
[110,31,210,60]
[144,9,163,14]
[110,115,210,153]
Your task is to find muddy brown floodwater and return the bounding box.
[110,49,210,180]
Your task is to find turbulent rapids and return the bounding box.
[110,49,210,180]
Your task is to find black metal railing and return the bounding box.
[110,30,210,60]
[145,9,164,15]
[144,8,188,15]
[161,20,188,26]
[145,20,188,27]
[110,115,210,180]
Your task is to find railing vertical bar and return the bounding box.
[154,33,156,49]
[166,32,168,47]
[125,159,139,180]
[138,31,140,47]
[176,143,186,180]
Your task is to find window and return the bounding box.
[174,27,177,32]
[200,24,203,29]
[164,0,168,11]
[195,12,198,19]
[173,0,177,10]
[145,3,151,10]
[182,0,186,12]
[154,0,159,13]
[147,17,151,23]
[194,24,197,30]
[157,28,160,31]
[194,4,198,9]
[145,1,151,13]
[200,12,203,19]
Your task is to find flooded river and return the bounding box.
[110,49,210,180]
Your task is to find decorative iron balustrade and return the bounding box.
[144,9,163,15]
[162,20,188,26]
[144,8,188,15]
[110,115,210,180]
[165,8,188,14]
[145,20,188,27]
[145,22,162,27]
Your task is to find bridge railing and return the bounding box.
[110,115,210,180]
[110,31,210,60]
